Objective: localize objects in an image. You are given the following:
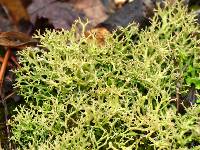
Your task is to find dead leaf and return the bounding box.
[0,15,12,32]
[0,0,30,28]
[99,0,156,32]
[28,0,84,29]
[70,0,108,26]
[85,27,110,45]
[0,31,37,48]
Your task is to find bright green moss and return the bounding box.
[10,1,200,149]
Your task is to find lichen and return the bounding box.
[10,1,200,149]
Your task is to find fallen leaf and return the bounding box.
[99,0,156,31]
[28,0,84,29]
[0,31,37,48]
[70,0,108,26]
[85,27,110,45]
[0,15,13,32]
[0,0,30,28]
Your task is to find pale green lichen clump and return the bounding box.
[10,1,200,149]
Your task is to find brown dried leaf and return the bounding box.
[0,0,30,26]
[85,27,110,45]
[0,31,37,48]
[28,0,84,29]
[0,15,12,32]
[70,0,108,26]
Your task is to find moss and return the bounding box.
[9,1,200,149]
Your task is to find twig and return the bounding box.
[0,48,11,89]
[2,49,20,68]
[3,91,15,102]
[10,52,20,68]
[0,56,13,67]
[0,48,12,149]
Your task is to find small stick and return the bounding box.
[0,49,12,149]
[10,52,20,68]
[3,91,15,102]
[2,49,20,68]
[0,48,11,89]
[0,56,13,67]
